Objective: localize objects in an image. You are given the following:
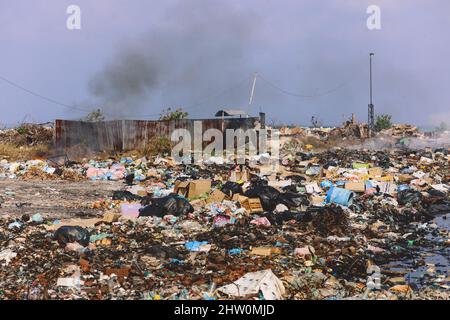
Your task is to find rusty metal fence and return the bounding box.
[55,117,261,151]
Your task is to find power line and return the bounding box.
[123,75,252,118]
[3,69,353,120]
[0,74,94,113]
[0,72,252,120]
[183,76,251,111]
[258,73,354,98]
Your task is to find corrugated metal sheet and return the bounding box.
[55,117,260,151]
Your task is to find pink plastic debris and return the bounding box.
[120,202,141,218]
[250,216,271,227]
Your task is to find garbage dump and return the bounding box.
[0,130,449,301]
[0,123,53,147]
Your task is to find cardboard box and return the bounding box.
[241,197,263,213]
[174,179,211,198]
[345,181,366,192]
[207,189,227,204]
[174,181,190,196]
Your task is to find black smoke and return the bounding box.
[89,0,260,118]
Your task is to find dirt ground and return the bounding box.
[0,179,123,219]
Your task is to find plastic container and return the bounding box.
[326,187,354,206]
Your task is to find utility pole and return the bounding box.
[247,72,257,117]
[368,53,375,136]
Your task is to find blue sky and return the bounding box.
[1,0,449,126]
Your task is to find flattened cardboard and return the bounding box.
[250,247,272,256]
[207,189,227,203]
[376,175,394,183]
[345,181,366,192]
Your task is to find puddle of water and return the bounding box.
[383,213,449,289]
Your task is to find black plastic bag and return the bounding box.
[54,226,90,246]
[426,189,447,198]
[245,185,280,211]
[263,211,309,225]
[286,175,306,184]
[125,173,134,185]
[323,160,339,169]
[221,181,243,197]
[282,185,298,193]
[398,189,422,205]
[279,192,310,208]
[112,190,142,201]
[139,194,194,217]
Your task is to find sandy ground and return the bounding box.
[0,179,123,219]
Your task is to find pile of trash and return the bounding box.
[278,119,370,143]
[0,159,84,180]
[0,145,449,300]
[278,119,427,145]
[0,156,149,181]
[0,123,53,146]
[328,121,370,140]
[380,124,421,138]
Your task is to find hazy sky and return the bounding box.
[1,0,449,126]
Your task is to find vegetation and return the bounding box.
[138,137,172,156]
[159,107,188,121]
[84,109,105,122]
[16,126,28,135]
[0,143,49,161]
[374,114,392,132]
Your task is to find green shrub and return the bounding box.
[374,114,392,132]
[140,137,172,156]
[159,107,188,121]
